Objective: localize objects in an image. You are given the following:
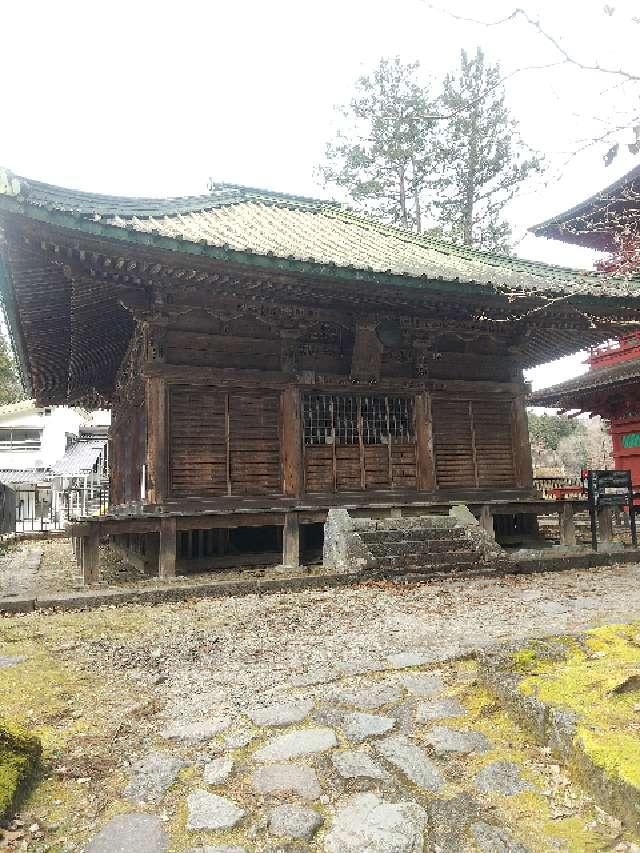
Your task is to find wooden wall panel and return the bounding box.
[391,444,418,487]
[111,403,146,505]
[473,399,516,487]
[364,445,390,489]
[281,387,303,497]
[432,396,516,489]
[168,387,281,498]
[229,393,281,495]
[335,446,361,491]
[433,400,477,488]
[304,446,333,493]
[169,388,228,497]
[166,330,281,371]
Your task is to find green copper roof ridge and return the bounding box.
[210,181,342,208]
[1,180,638,295]
[2,169,635,285]
[0,194,548,300]
[329,205,633,284]
[0,169,342,219]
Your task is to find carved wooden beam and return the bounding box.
[350,322,384,383]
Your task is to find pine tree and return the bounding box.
[0,332,24,405]
[318,58,436,232]
[432,48,542,251]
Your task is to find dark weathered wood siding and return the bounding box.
[432,397,516,489]
[104,300,531,505]
[168,387,281,497]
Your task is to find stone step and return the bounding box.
[359,516,457,532]
[395,559,486,575]
[376,551,481,570]
[360,528,467,544]
[366,540,474,557]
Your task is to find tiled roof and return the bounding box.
[0,468,50,485]
[529,357,640,407]
[52,439,106,476]
[531,164,640,252]
[1,169,636,298]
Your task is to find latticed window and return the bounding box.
[303,393,415,446]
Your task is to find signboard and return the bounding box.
[589,469,632,489]
[622,433,640,449]
[584,469,636,550]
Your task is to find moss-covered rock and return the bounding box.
[481,623,640,835]
[0,720,41,819]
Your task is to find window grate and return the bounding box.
[303,393,414,447]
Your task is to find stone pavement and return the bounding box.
[83,655,635,852]
[5,560,640,851]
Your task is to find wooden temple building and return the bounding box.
[532,165,640,484]
[1,167,640,582]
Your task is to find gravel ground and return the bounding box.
[3,555,640,850]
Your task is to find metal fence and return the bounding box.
[14,481,110,533]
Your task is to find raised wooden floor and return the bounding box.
[67,490,610,586]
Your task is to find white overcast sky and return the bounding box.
[2,0,639,392]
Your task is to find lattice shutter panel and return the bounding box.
[389,396,417,488]
[473,399,515,487]
[302,393,416,493]
[432,399,476,488]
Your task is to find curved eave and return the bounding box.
[0,195,633,303]
[531,225,615,253]
[531,164,640,252]
[530,374,640,409]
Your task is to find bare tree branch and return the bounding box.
[424,3,640,83]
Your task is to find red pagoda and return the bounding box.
[531,165,640,482]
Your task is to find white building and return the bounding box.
[0,400,110,530]
[0,400,85,469]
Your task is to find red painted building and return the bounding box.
[531,166,640,481]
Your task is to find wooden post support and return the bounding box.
[281,387,303,497]
[82,527,100,585]
[217,529,230,555]
[146,376,168,505]
[511,394,534,490]
[144,532,160,575]
[479,504,493,536]
[282,512,300,569]
[559,503,576,546]
[159,516,177,579]
[598,506,613,542]
[416,392,435,492]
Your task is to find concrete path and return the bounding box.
[0,546,42,599]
